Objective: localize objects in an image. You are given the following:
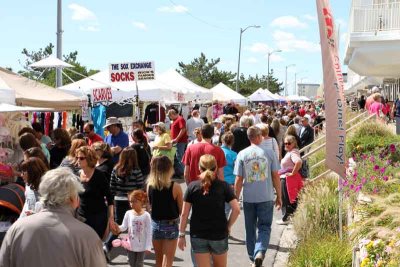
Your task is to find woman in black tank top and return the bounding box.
[147,156,183,267]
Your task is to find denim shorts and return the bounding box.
[152,219,179,240]
[190,237,228,255]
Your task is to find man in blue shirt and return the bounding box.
[104,117,129,163]
[234,126,282,267]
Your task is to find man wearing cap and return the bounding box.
[167,109,188,178]
[104,117,129,163]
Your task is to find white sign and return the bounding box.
[92,87,113,103]
[109,61,155,82]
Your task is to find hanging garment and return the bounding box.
[72,113,76,127]
[57,112,62,129]
[91,105,106,138]
[53,112,59,130]
[106,103,133,118]
[62,112,67,129]
[44,112,51,136]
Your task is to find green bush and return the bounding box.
[293,175,344,240]
[289,234,352,267]
[308,148,327,178]
[347,121,400,156]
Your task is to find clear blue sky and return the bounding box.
[0,0,351,94]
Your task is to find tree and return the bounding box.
[19,43,99,87]
[178,53,283,96]
[177,53,236,88]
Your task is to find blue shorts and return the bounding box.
[190,237,228,255]
[152,219,179,240]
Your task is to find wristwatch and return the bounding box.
[178,232,185,238]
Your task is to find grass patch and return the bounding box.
[289,234,352,267]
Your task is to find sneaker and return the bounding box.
[276,219,289,225]
[254,251,264,267]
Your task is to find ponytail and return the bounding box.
[198,154,217,195]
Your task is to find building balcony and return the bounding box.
[344,1,400,77]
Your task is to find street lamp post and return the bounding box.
[285,64,296,96]
[267,49,282,92]
[236,25,261,92]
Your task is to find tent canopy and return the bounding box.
[248,88,276,101]
[210,82,246,105]
[157,70,212,102]
[29,56,73,68]
[286,95,303,102]
[60,69,213,103]
[0,68,81,110]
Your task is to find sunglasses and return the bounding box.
[284,142,292,146]
[76,156,86,161]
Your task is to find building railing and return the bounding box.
[350,2,400,33]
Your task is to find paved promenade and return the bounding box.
[108,180,289,267]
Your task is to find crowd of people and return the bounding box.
[0,101,322,267]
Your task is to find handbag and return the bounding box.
[290,152,309,179]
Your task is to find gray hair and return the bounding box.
[39,167,83,208]
[239,115,254,128]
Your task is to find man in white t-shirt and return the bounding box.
[186,110,204,142]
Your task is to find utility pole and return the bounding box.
[56,0,63,88]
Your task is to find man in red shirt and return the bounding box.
[83,122,103,146]
[182,124,226,184]
[167,109,188,178]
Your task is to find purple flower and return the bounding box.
[370,156,375,162]
[361,178,367,184]
[370,176,376,181]
[355,185,362,192]
[343,180,349,186]
[350,184,355,190]
[386,159,392,165]
[383,176,389,181]
[390,144,396,153]
[374,165,380,171]
[380,167,386,174]
[361,154,368,160]
[353,171,358,178]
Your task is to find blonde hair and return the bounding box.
[147,156,173,190]
[256,123,269,137]
[285,135,298,149]
[286,125,297,137]
[75,146,98,168]
[198,154,217,195]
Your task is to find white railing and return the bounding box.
[350,2,400,32]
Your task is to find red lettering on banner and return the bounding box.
[323,8,333,39]
[110,72,135,82]
[92,87,113,103]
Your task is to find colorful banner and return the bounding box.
[109,61,155,82]
[316,0,346,177]
[92,87,113,103]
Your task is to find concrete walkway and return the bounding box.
[108,180,292,267]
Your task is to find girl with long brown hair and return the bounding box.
[147,155,183,267]
[178,154,240,267]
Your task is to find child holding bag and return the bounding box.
[111,190,152,267]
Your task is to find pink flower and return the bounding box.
[370,156,375,162]
[361,178,367,184]
[343,180,349,186]
[373,188,379,194]
[361,154,368,160]
[350,184,355,190]
[353,171,358,178]
[380,167,386,174]
[389,144,396,153]
[370,176,376,181]
[383,176,389,181]
[374,165,380,171]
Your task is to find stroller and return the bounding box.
[0,183,25,246]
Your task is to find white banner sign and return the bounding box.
[109,61,155,82]
[92,87,113,103]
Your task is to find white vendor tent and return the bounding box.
[30,56,74,68]
[0,67,81,110]
[60,69,212,103]
[274,93,287,102]
[0,103,53,112]
[210,82,246,105]
[263,88,279,101]
[157,70,213,102]
[248,88,276,102]
[299,96,311,101]
[286,95,303,102]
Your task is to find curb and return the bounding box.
[273,224,298,267]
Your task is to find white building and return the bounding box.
[344,0,400,100]
[297,83,320,99]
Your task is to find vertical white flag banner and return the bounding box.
[316,0,346,177]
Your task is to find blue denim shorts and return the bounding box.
[152,219,179,240]
[190,237,228,255]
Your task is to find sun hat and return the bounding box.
[103,117,122,128]
[152,122,166,131]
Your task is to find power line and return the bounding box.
[167,0,234,32]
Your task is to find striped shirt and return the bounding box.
[110,168,145,200]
